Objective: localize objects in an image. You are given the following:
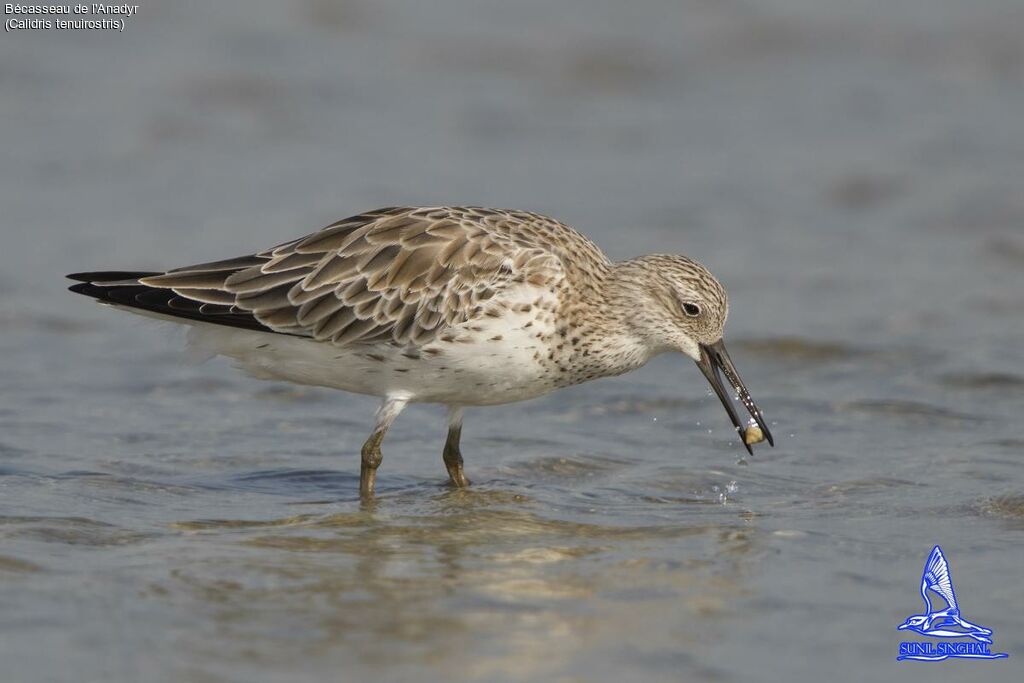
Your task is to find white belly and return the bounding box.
[186,293,561,406]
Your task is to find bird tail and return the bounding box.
[67,271,167,312]
[65,270,267,332]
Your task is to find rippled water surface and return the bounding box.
[2,1,1023,681]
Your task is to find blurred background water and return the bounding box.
[1,1,1023,681]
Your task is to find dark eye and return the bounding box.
[682,302,701,317]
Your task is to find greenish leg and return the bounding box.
[359,397,407,497]
[443,406,470,487]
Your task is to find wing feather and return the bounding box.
[169,288,235,305]
[73,207,600,346]
[923,546,957,610]
[288,282,334,305]
[164,255,266,274]
[235,281,295,311]
[294,224,373,254]
[357,244,403,274]
[301,254,361,289]
[260,251,322,273]
[313,308,357,340]
[296,293,348,327]
[223,267,303,293]
[141,271,234,289]
[332,316,380,345]
[258,307,302,328]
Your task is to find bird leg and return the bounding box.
[360,397,407,497]
[443,406,470,487]
[359,431,384,497]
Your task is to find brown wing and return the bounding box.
[129,207,565,345]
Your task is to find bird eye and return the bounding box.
[681,302,701,317]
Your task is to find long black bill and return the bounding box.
[695,339,774,456]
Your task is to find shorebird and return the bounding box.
[68,206,773,495]
[898,545,994,643]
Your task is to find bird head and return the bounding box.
[611,254,774,455]
[898,615,930,632]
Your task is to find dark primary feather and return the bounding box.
[67,271,160,283]
[67,280,272,332]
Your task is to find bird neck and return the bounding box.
[559,260,667,379]
[601,259,675,353]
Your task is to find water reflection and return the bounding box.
[163,489,759,679]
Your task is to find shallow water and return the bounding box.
[2,1,1023,681]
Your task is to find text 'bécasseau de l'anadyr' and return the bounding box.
[5,4,139,32]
